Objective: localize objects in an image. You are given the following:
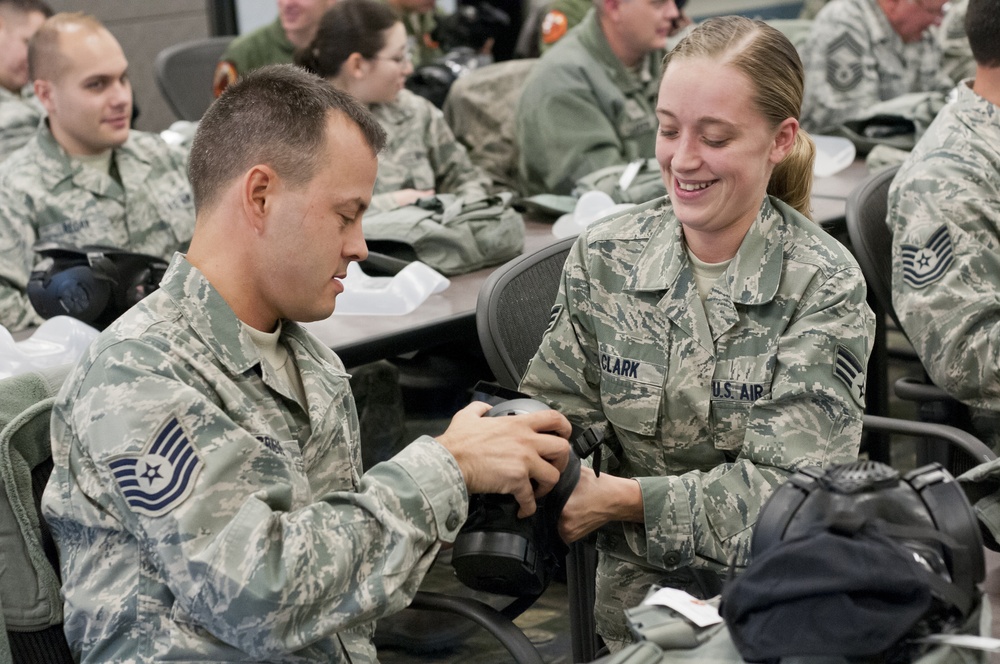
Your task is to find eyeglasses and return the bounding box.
[371,50,413,66]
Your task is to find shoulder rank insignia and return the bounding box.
[825,33,864,92]
[108,416,204,518]
[901,225,954,289]
[545,304,563,334]
[834,345,865,405]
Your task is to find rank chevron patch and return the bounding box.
[109,415,204,518]
[901,225,954,289]
[834,345,865,405]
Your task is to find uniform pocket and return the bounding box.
[599,343,665,437]
[710,400,752,452]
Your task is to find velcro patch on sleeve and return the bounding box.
[541,10,568,45]
[212,61,238,98]
[108,415,204,518]
[825,33,863,92]
[834,345,865,406]
[544,303,564,335]
[901,225,954,289]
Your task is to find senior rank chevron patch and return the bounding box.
[108,415,204,518]
[901,225,954,289]
[834,345,865,405]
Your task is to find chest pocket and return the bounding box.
[710,377,771,452]
[599,342,665,437]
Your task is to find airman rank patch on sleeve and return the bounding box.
[541,10,568,45]
[901,225,953,289]
[834,345,865,406]
[545,304,563,334]
[825,33,863,92]
[108,416,203,518]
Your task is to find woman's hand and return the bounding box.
[558,468,644,543]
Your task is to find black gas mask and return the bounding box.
[451,384,603,617]
[27,244,168,330]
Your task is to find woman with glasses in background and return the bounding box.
[297,0,494,213]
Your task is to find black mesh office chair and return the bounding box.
[845,165,975,471]
[477,235,576,389]
[477,234,603,663]
[154,36,233,122]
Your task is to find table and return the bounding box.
[305,220,559,368]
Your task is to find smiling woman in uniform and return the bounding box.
[519,15,876,652]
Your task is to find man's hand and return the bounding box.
[558,467,644,543]
[437,401,572,518]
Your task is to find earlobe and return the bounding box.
[34,80,53,112]
[347,52,367,79]
[770,118,799,164]
[242,166,275,235]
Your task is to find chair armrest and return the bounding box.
[862,414,997,465]
[894,376,959,404]
[409,591,544,664]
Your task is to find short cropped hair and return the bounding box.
[295,0,397,78]
[188,64,387,213]
[27,12,104,81]
[966,0,1000,67]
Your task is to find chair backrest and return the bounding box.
[443,58,539,192]
[475,235,605,662]
[0,365,74,664]
[154,37,234,122]
[845,164,902,329]
[476,235,575,390]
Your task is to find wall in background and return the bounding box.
[47,0,212,132]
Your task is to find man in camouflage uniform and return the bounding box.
[887,0,1000,451]
[520,196,873,649]
[800,0,955,134]
[0,14,194,332]
[515,0,679,196]
[0,0,50,161]
[212,0,335,97]
[41,64,571,663]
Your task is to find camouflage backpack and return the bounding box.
[361,192,525,275]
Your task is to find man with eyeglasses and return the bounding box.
[516,0,683,196]
[800,0,955,134]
